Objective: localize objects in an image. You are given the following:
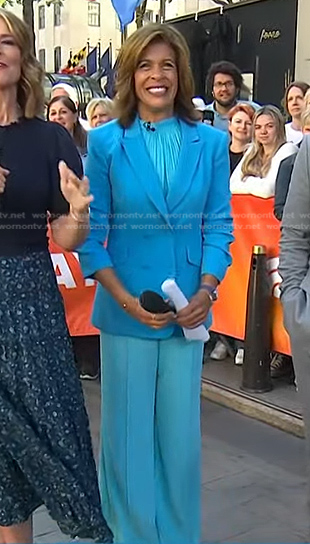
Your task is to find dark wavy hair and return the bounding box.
[206,61,243,95]
[47,96,87,152]
[114,23,199,128]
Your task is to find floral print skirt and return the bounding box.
[0,250,112,542]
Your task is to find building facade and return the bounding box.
[32,0,123,72]
[6,0,252,73]
[11,0,310,90]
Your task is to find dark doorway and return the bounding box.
[169,0,298,108]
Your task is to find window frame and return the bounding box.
[144,10,153,23]
[38,5,45,30]
[38,48,46,70]
[54,2,61,27]
[54,46,62,73]
[88,2,100,27]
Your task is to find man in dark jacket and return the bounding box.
[274,108,310,220]
[274,153,298,220]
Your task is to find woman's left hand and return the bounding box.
[176,289,212,329]
[59,161,94,214]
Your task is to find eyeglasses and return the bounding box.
[213,81,235,90]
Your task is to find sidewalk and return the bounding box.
[201,354,304,437]
[33,381,309,543]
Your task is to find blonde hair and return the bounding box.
[301,106,310,128]
[0,9,44,118]
[86,97,115,124]
[115,23,199,127]
[241,105,285,179]
[304,88,310,108]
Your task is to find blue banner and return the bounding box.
[111,0,143,29]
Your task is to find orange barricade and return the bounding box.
[49,237,98,336]
[211,194,291,355]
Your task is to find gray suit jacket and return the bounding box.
[280,136,310,308]
[279,136,310,443]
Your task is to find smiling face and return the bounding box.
[134,40,178,121]
[0,17,21,92]
[254,114,278,147]
[48,99,77,134]
[90,104,112,128]
[229,111,253,145]
[287,86,305,119]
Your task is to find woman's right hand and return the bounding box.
[125,297,175,329]
[0,166,10,194]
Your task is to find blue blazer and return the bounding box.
[78,117,233,339]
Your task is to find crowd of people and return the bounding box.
[191,62,310,384]
[1,6,310,544]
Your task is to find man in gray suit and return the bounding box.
[280,135,310,501]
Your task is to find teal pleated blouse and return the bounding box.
[139,117,182,198]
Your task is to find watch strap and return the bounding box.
[199,284,218,302]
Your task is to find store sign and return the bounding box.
[260,28,281,42]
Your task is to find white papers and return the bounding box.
[161,279,210,343]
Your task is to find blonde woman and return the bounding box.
[230,105,297,366]
[0,9,112,544]
[86,97,115,128]
[230,105,297,199]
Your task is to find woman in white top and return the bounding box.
[284,81,309,145]
[230,105,297,199]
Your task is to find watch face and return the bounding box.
[200,284,218,302]
[210,289,218,302]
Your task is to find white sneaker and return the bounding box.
[235,348,244,365]
[209,340,228,360]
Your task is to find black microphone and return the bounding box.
[139,290,175,314]
[143,121,156,132]
[203,110,215,126]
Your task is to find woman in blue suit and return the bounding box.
[78,24,233,544]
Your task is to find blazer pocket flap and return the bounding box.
[186,246,202,267]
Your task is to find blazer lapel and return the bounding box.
[166,121,203,212]
[121,118,171,227]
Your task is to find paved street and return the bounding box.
[34,382,310,543]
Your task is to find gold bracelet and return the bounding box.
[69,206,89,223]
[122,297,133,311]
